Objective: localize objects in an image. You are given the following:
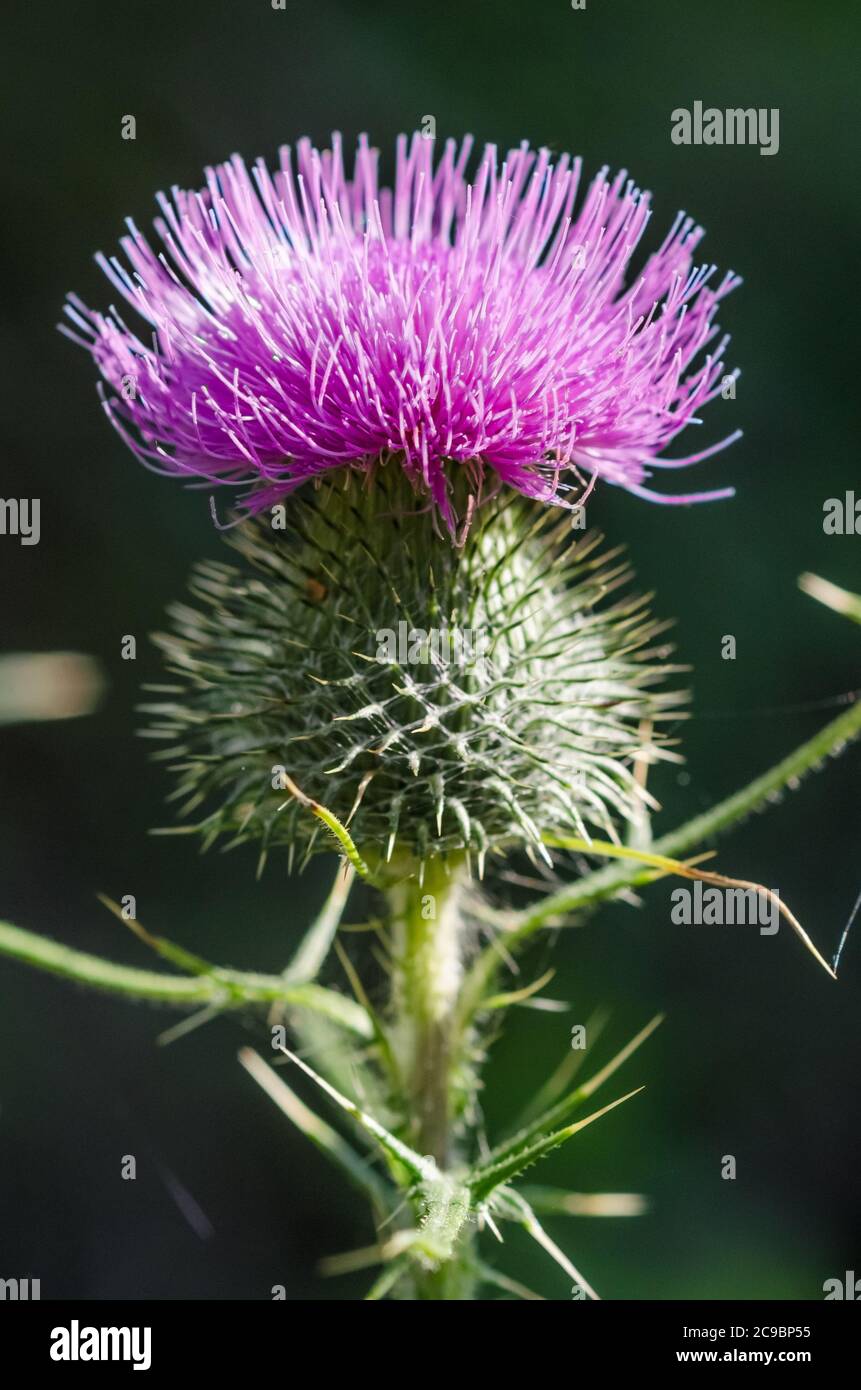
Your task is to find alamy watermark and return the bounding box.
[50,1321,151,1370]
[823,491,861,534]
[0,498,40,545]
[0,1276,40,1300]
[671,102,779,157]
[376,622,490,672]
[823,1270,861,1299]
[670,882,779,935]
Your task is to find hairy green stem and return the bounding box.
[389,857,466,1167]
[0,920,371,1036]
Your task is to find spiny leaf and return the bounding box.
[521,1208,599,1300]
[508,1008,609,1132]
[238,1047,391,1212]
[273,1027,472,1270]
[469,1087,644,1203]
[486,1015,663,1168]
[274,1043,433,1184]
[492,1187,600,1299]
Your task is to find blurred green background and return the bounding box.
[1,0,858,1299]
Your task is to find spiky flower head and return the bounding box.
[64,132,740,534]
[144,469,685,876]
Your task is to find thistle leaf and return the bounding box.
[238,1047,392,1212]
[492,1187,600,1300]
[507,1008,609,1131]
[486,1015,662,1168]
[273,1043,434,1184]
[469,1087,644,1203]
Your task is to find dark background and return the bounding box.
[1,0,858,1300]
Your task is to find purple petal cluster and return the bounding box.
[64,133,741,529]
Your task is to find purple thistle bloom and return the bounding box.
[63,133,741,531]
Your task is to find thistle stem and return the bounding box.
[0,919,372,1036]
[389,857,465,1167]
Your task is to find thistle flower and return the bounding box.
[63,133,741,532]
[3,109,849,1310]
[144,468,685,874]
